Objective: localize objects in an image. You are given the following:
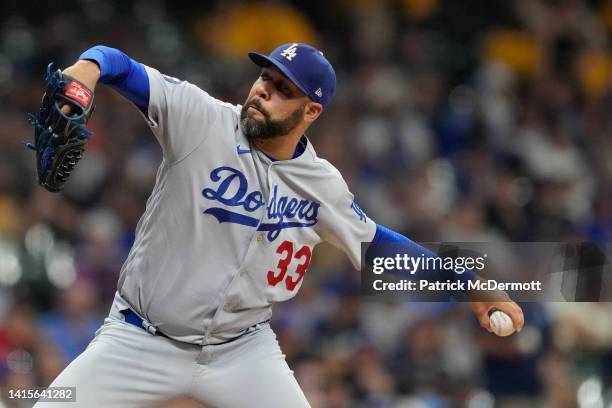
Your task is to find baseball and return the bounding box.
[489,310,516,337]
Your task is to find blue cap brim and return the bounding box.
[248,52,312,101]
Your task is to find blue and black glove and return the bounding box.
[24,63,95,192]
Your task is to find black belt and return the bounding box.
[120,309,270,345]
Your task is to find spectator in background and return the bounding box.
[477,302,552,408]
[0,302,41,400]
[38,278,103,364]
[194,1,317,59]
[0,303,39,371]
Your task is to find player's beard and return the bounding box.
[240,99,304,141]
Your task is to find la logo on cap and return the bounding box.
[280,43,298,61]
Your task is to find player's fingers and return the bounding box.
[61,104,73,115]
[503,303,524,332]
[478,310,492,332]
[509,303,525,332]
[495,303,524,333]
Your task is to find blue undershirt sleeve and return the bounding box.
[366,224,476,299]
[79,45,149,112]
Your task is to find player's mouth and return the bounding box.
[247,105,266,120]
[247,99,268,115]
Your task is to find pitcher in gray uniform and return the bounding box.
[33,43,524,408]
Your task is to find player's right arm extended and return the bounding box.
[63,45,149,112]
[365,224,524,332]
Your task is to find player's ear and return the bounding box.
[303,102,323,124]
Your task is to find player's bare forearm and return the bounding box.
[62,60,100,91]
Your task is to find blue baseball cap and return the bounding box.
[248,43,336,109]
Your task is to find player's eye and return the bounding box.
[278,84,292,97]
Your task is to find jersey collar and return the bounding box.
[258,135,309,163]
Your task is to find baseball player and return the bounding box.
[32,43,524,407]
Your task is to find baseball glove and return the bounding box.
[24,63,95,192]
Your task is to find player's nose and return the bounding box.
[254,81,270,101]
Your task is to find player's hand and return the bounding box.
[60,60,101,115]
[25,62,96,192]
[469,299,524,333]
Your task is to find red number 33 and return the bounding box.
[267,241,312,291]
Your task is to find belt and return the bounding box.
[120,309,171,339]
[120,309,270,345]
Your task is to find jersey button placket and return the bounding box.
[204,167,273,344]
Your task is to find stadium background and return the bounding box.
[1,0,611,407]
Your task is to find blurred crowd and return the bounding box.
[0,0,611,407]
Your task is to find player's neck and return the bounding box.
[253,132,303,161]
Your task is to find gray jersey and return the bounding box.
[115,66,376,345]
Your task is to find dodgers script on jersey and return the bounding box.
[114,66,377,345]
